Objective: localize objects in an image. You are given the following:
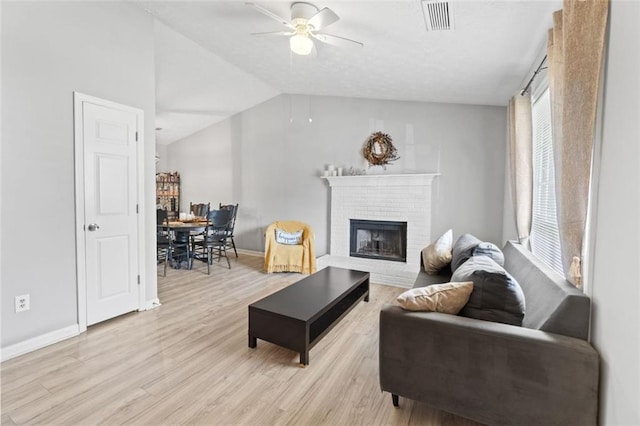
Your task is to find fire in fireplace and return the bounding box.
[349,219,407,262]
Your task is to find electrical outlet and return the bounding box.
[15,294,30,312]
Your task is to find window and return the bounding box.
[530,88,564,275]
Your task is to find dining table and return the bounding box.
[167,220,208,232]
[165,220,208,268]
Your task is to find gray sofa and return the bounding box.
[379,241,599,426]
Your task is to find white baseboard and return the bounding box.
[1,324,80,362]
[142,298,161,311]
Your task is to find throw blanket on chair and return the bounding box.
[264,221,317,274]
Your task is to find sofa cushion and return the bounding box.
[451,233,482,272]
[421,229,453,274]
[451,255,526,326]
[397,282,474,313]
[473,242,505,267]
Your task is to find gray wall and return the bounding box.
[590,1,640,424]
[1,2,157,347]
[165,94,507,255]
[162,122,234,211]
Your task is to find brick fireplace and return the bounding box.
[318,173,438,286]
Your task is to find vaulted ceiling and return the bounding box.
[133,0,561,144]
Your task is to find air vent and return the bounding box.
[421,0,454,31]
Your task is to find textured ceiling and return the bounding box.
[134,0,561,144]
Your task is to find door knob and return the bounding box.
[87,223,100,231]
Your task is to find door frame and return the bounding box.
[73,92,146,333]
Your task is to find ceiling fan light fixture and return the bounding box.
[248,2,362,55]
[290,33,313,55]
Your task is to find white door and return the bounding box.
[80,98,141,326]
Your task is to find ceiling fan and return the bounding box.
[246,2,364,56]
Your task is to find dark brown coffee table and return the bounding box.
[248,267,370,366]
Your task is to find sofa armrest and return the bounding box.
[379,304,599,426]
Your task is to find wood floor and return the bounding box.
[1,255,483,425]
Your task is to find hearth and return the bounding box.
[350,219,407,262]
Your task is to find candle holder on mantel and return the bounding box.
[322,164,344,177]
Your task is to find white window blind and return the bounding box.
[530,88,564,275]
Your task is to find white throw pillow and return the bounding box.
[275,229,303,245]
[396,281,474,314]
[421,229,453,274]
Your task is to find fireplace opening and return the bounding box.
[350,219,407,262]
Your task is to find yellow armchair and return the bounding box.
[264,221,316,274]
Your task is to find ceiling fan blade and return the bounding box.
[307,7,339,30]
[312,33,363,49]
[246,2,294,29]
[250,31,295,37]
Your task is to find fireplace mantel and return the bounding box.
[318,173,439,287]
[323,173,439,187]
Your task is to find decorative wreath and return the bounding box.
[362,132,399,167]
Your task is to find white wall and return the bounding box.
[156,144,169,173]
[161,122,234,210]
[590,1,640,424]
[165,94,507,255]
[1,2,157,348]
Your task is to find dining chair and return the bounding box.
[219,203,239,257]
[156,209,172,276]
[190,202,210,218]
[190,209,234,274]
[188,202,210,246]
[157,208,191,274]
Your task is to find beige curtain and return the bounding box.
[508,94,533,248]
[547,0,609,287]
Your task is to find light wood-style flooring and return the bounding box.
[1,255,482,425]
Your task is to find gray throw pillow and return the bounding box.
[450,233,482,272]
[473,242,505,267]
[451,255,525,326]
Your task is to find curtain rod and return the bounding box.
[520,55,548,96]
